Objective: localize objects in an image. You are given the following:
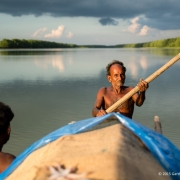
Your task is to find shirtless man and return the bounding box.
[92,60,149,118]
[0,102,15,173]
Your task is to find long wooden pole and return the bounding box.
[106,53,180,113]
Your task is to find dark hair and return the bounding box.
[106,60,126,76]
[0,102,14,134]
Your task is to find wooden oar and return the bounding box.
[106,53,180,113]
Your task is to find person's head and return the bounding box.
[106,60,126,88]
[0,102,14,145]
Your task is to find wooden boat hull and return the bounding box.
[1,113,179,180]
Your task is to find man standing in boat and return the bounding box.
[92,60,149,118]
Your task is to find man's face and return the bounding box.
[107,64,125,88]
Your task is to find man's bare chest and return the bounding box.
[104,91,132,108]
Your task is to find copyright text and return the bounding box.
[158,172,180,176]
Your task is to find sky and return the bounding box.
[1,0,180,45]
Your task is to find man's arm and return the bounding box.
[132,78,149,106]
[135,91,146,106]
[92,87,106,117]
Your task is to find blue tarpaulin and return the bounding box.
[0,113,180,180]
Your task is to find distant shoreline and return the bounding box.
[0,37,180,48]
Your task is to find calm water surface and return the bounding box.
[0,48,180,156]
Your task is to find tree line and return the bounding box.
[0,39,78,48]
[0,37,180,48]
[115,37,180,48]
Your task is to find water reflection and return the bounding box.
[34,56,65,72]
[125,56,148,80]
[139,56,148,70]
[146,48,180,56]
[0,50,104,82]
[127,60,138,79]
[0,49,74,56]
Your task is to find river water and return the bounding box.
[0,48,180,156]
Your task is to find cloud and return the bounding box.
[66,32,73,39]
[127,17,140,34]
[44,25,65,38]
[99,17,118,26]
[32,27,47,37]
[138,25,150,36]
[123,17,151,36]
[1,0,180,30]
